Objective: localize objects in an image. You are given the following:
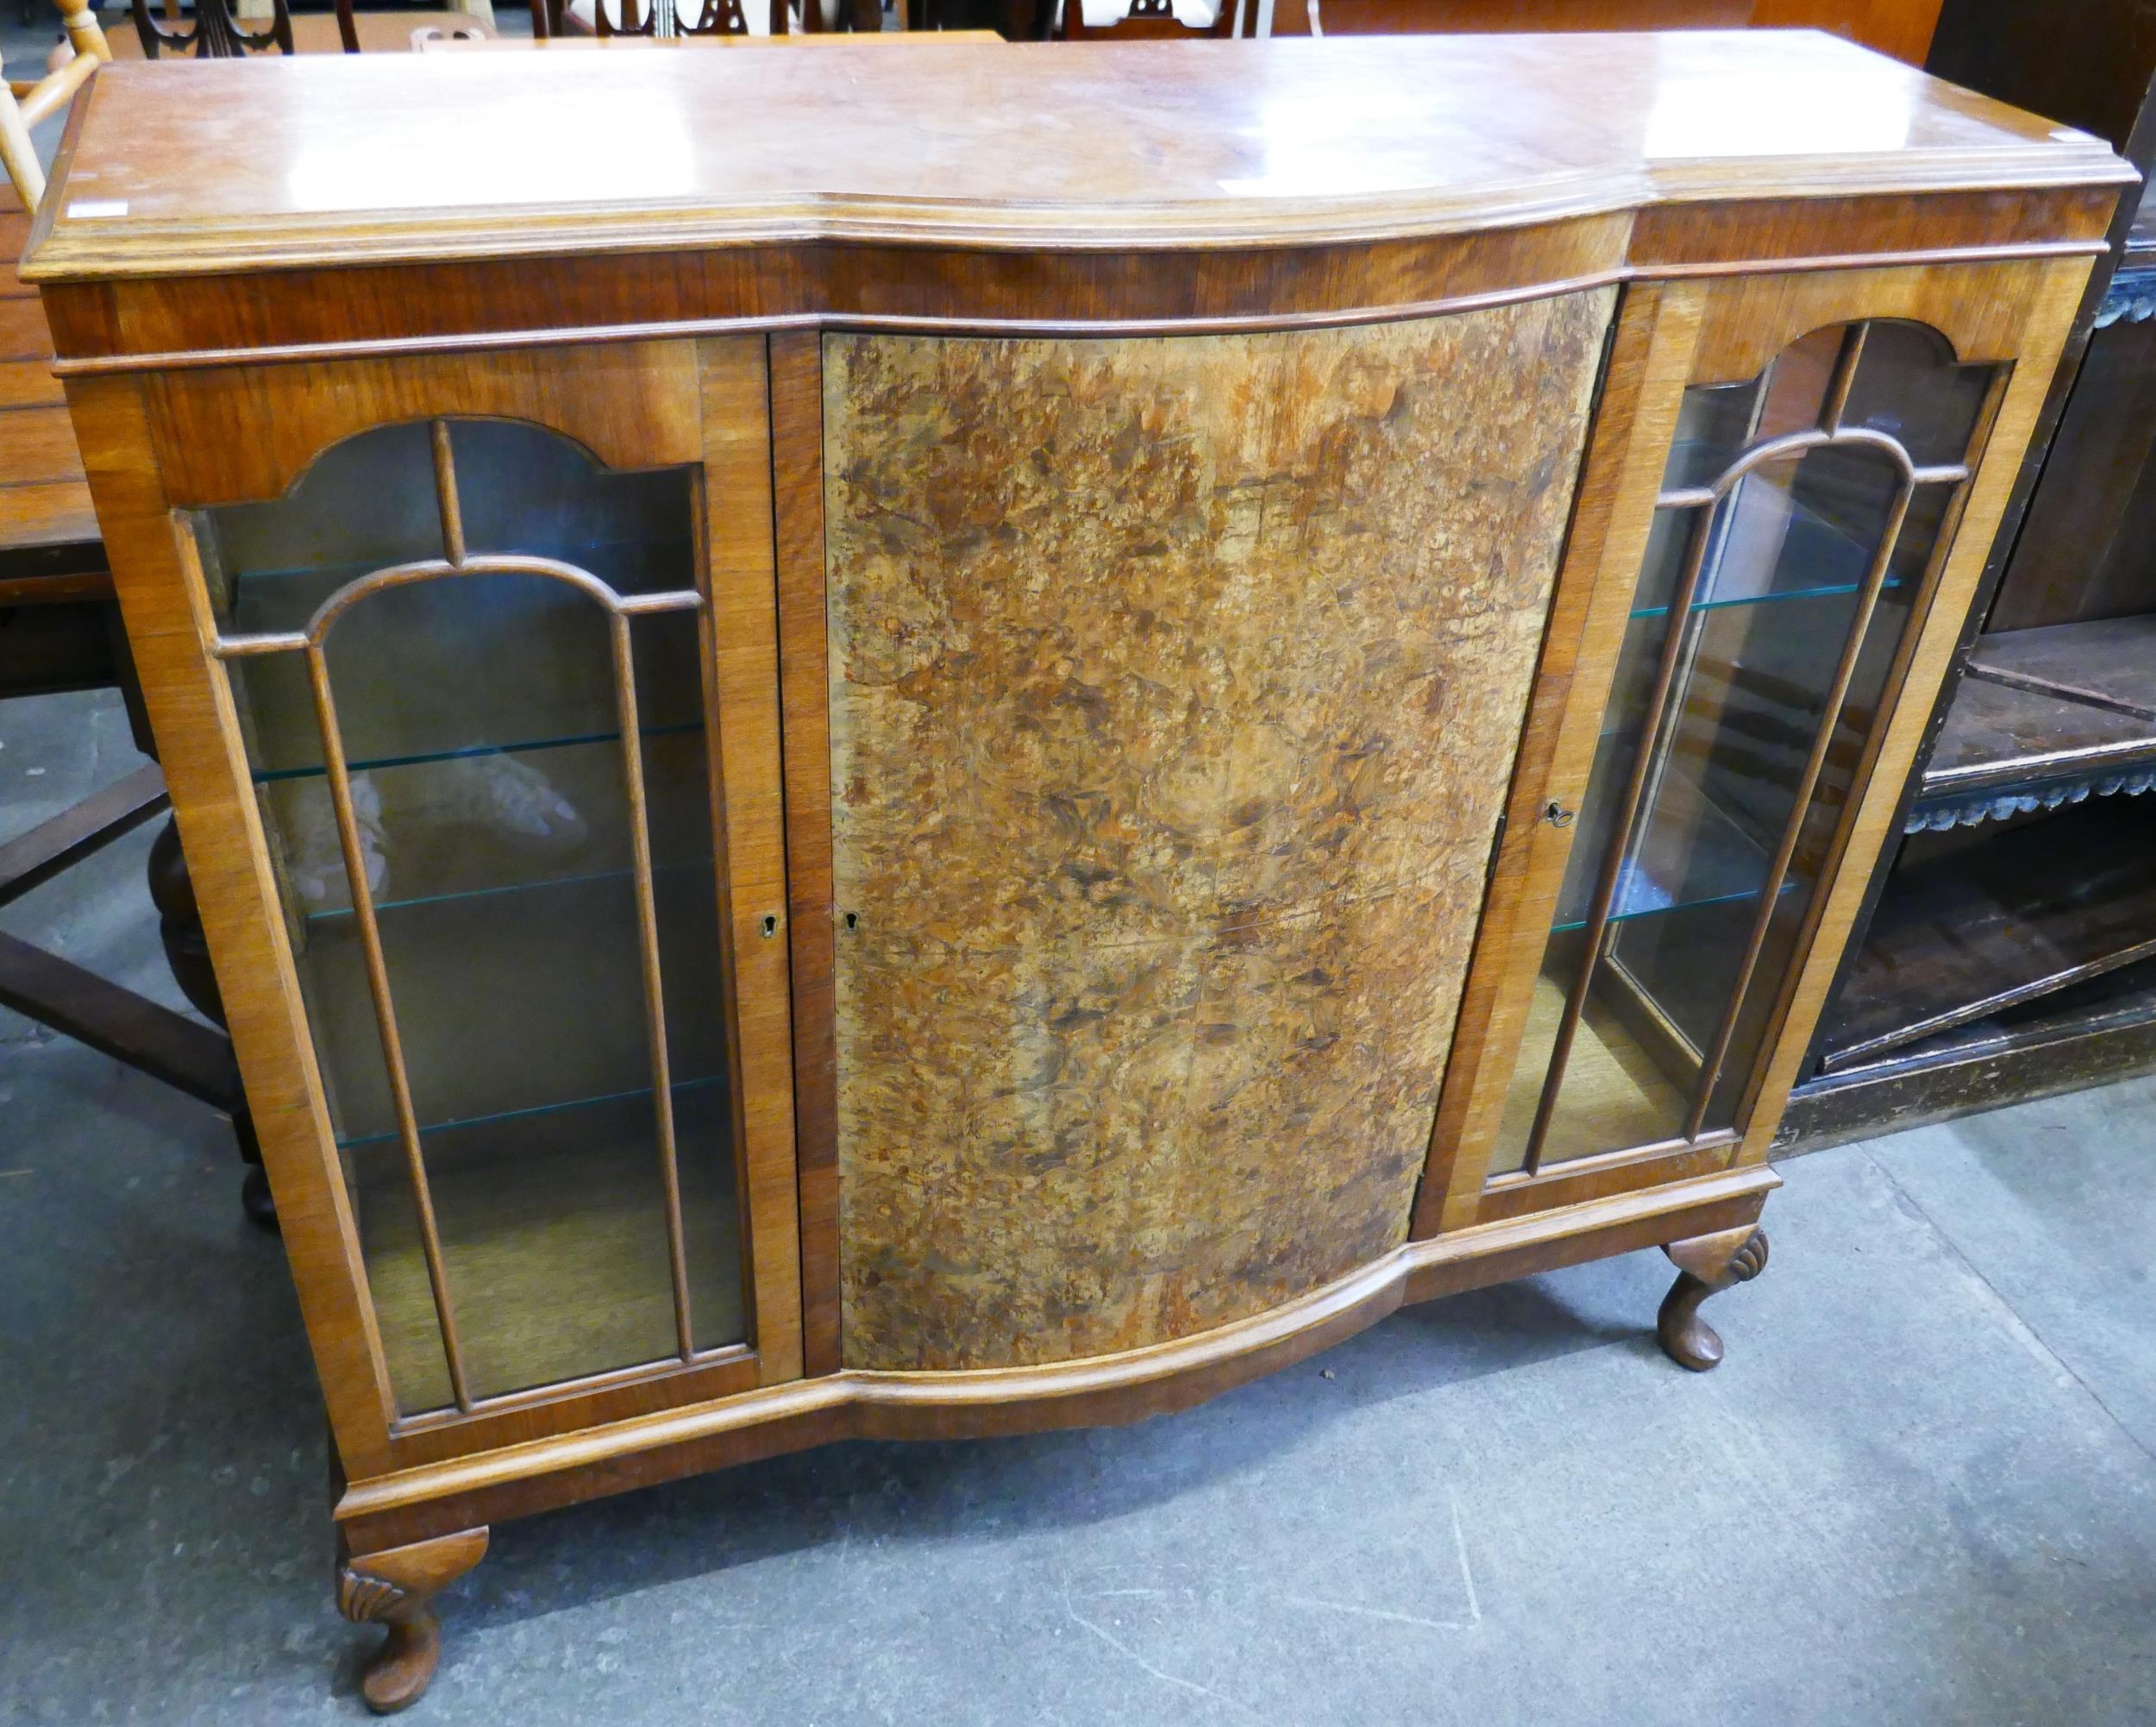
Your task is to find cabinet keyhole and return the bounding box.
[761,914,778,939]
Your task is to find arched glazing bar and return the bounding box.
[1515,322,1989,1178]
[208,420,710,1413]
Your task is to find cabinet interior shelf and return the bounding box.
[1911,617,2156,827]
[1628,574,1903,622]
[336,1073,728,1152]
[251,722,701,786]
[1488,968,1693,1177]
[1808,955,2156,1090]
[1821,794,2156,1072]
[1556,757,1790,932]
[1628,481,1898,621]
[353,1081,743,1416]
[305,857,711,925]
[297,862,727,1152]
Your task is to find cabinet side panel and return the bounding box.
[823,299,1614,1371]
[62,373,400,1476]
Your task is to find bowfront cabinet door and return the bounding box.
[84,338,799,1473]
[1422,261,2090,1234]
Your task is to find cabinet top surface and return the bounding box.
[25,31,2133,280]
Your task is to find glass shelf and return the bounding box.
[257,729,715,920]
[1630,575,1904,623]
[336,1072,727,1150]
[251,720,702,785]
[224,575,704,782]
[1553,763,1775,931]
[307,856,711,926]
[295,864,727,1146]
[1631,479,1895,618]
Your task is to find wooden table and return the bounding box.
[0,179,250,1206]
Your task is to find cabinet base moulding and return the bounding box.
[334,1164,1779,1554]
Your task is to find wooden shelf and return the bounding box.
[1969,613,2156,719]
[1910,617,2156,830]
[1821,795,2156,1072]
[1811,954,2156,1087]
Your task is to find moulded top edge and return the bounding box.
[22,32,2136,284]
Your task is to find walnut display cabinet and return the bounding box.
[22,33,2128,1711]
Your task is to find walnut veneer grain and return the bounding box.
[823,298,1613,1369]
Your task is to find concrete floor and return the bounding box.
[3,685,2154,1726]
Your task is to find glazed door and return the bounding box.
[1422,261,2090,1234]
[124,338,799,1469]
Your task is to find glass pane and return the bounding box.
[1843,320,1993,468]
[351,1083,739,1413]
[452,419,699,596]
[1660,377,1758,492]
[1751,323,1844,443]
[1487,323,1994,1178]
[199,420,744,1414]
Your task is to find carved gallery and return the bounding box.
[1,0,2151,1719]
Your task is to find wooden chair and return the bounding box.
[130,0,294,57]
[0,0,105,207]
[1053,0,1239,40]
[0,8,261,1219]
[592,0,768,38]
[128,0,501,58]
[573,0,893,35]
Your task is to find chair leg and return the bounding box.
[147,816,270,1227]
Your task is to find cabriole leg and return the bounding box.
[1657,1224,1769,1372]
[336,1527,490,1714]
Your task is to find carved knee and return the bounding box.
[1657,1225,1769,1372]
[337,1528,489,1714]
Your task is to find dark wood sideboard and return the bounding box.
[1782,0,2156,1147]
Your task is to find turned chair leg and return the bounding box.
[337,1528,490,1714]
[147,816,275,1229]
[1657,1224,1769,1372]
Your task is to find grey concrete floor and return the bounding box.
[3,686,2153,1726]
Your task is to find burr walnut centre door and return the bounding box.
[822,298,1614,1371]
